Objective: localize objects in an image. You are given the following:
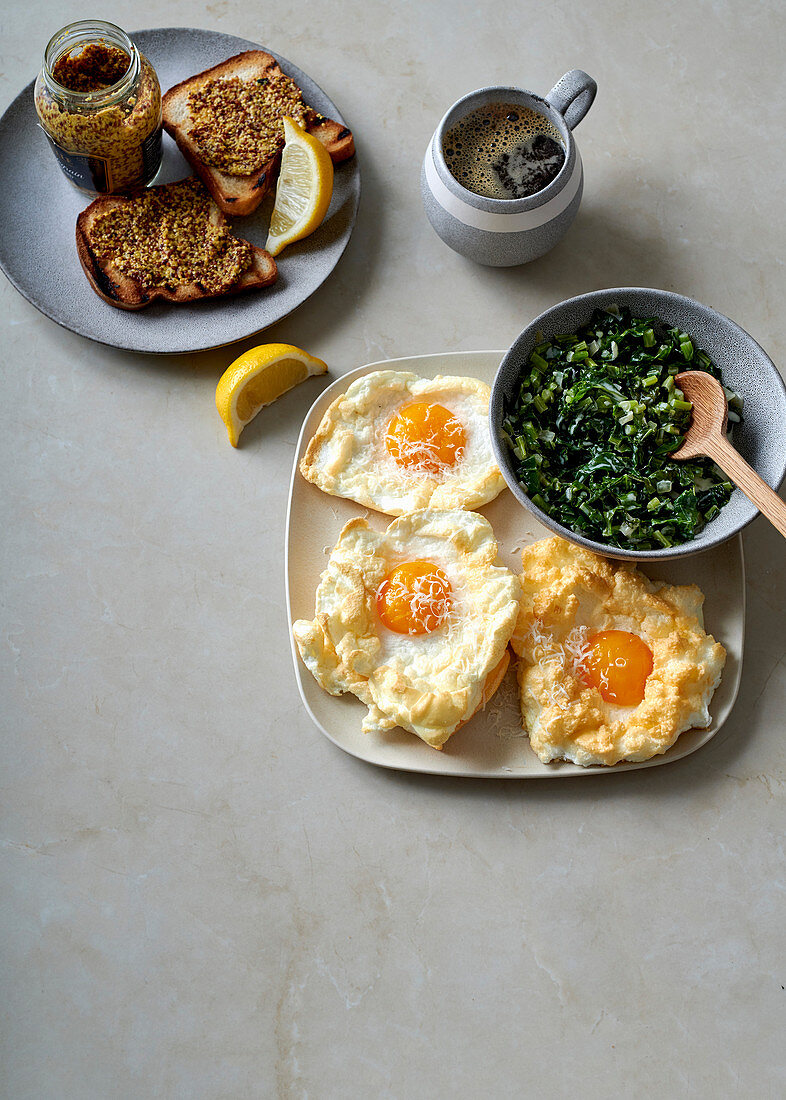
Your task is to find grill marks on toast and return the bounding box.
[75,178,278,310]
[161,50,355,216]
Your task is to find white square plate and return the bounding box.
[286,351,744,778]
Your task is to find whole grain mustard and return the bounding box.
[34,20,162,195]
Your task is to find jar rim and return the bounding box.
[42,20,139,105]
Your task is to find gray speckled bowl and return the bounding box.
[490,287,786,561]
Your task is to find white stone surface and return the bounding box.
[2,1,785,1097]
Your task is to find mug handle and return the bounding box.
[546,70,597,130]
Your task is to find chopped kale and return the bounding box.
[501,306,743,550]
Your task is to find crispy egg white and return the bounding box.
[299,370,506,515]
[292,509,521,748]
[510,537,726,767]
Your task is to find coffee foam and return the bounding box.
[442,102,565,200]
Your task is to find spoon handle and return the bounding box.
[708,434,786,539]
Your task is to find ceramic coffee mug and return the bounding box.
[421,71,597,266]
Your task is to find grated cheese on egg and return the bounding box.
[377,570,454,634]
[511,536,726,767]
[292,509,521,749]
[299,371,506,516]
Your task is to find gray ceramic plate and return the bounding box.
[490,287,786,560]
[0,27,360,354]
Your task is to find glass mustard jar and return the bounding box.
[34,19,162,195]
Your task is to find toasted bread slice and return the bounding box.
[451,650,511,739]
[162,50,355,216]
[76,178,278,310]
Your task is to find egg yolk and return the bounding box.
[376,560,452,635]
[580,630,654,706]
[385,402,467,474]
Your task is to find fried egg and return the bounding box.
[510,537,726,766]
[299,370,506,515]
[292,509,521,748]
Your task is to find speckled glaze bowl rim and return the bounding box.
[489,287,786,561]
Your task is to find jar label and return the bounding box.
[41,125,162,192]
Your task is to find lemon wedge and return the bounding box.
[216,343,327,447]
[264,117,334,256]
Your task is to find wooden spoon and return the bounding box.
[673,371,786,538]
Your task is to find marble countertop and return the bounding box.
[2,1,784,1096]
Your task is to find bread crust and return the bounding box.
[75,180,278,310]
[161,50,355,216]
[452,649,511,736]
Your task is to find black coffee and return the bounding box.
[443,102,565,200]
